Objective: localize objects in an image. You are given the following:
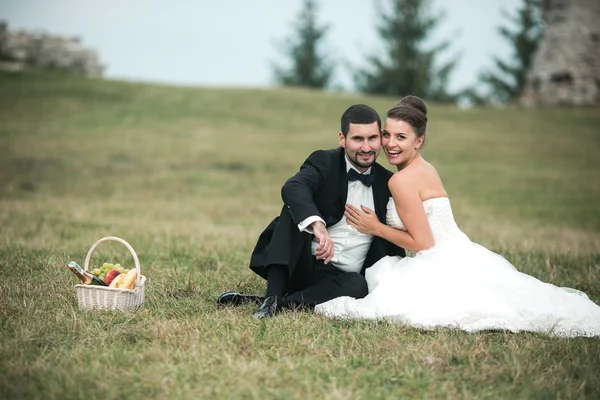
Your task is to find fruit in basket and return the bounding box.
[119,269,137,290]
[86,261,137,287]
[105,269,121,285]
[88,263,123,281]
[109,274,126,288]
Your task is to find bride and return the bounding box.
[314,96,600,338]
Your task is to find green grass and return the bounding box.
[1,71,599,399]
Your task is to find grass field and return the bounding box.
[1,71,599,399]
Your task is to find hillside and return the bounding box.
[2,71,599,252]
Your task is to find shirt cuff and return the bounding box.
[298,216,325,233]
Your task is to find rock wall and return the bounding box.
[522,0,600,106]
[0,21,104,77]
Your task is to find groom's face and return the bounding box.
[338,122,381,172]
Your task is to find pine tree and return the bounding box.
[478,0,543,103]
[357,0,458,101]
[271,0,334,89]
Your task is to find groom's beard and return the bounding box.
[348,151,377,169]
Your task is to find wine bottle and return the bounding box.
[67,261,107,286]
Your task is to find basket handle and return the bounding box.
[83,236,142,287]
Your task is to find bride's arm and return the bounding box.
[345,173,435,252]
[383,178,435,252]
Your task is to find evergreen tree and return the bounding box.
[271,0,334,89]
[357,0,458,101]
[477,0,543,103]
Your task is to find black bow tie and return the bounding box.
[347,168,374,187]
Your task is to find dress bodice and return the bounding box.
[386,197,465,244]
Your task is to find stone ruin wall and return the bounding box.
[522,0,600,106]
[0,21,104,77]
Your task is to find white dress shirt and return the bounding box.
[297,156,375,273]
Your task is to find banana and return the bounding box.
[119,269,137,290]
[109,273,125,288]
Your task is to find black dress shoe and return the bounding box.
[252,296,277,319]
[217,291,264,306]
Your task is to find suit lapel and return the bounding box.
[338,148,348,205]
[371,164,390,223]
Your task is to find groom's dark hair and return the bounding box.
[340,104,382,137]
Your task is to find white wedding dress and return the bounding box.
[314,197,600,337]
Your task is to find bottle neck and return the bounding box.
[67,262,91,284]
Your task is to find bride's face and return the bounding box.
[382,118,424,167]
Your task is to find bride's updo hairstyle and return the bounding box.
[386,95,428,138]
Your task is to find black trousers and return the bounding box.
[277,241,369,309]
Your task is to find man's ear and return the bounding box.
[338,131,345,148]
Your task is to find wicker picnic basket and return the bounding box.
[76,236,147,311]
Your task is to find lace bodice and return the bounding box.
[386,197,465,244]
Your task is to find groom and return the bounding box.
[218,104,405,318]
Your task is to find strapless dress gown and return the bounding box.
[314,197,600,337]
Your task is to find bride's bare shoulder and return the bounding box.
[389,164,417,183]
[390,159,435,182]
[389,159,446,198]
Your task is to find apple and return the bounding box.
[105,269,122,286]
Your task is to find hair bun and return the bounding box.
[397,95,427,116]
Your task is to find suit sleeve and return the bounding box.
[281,150,330,225]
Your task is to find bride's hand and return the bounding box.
[345,204,381,235]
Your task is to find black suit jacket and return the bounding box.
[250,147,405,279]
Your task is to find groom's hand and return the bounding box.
[312,221,334,264]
